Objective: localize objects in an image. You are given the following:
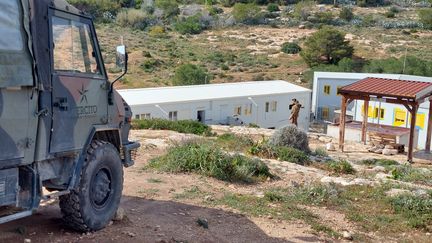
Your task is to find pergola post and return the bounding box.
[362,99,369,144]
[339,96,347,151]
[426,98,432,153]
[408,103,419,163]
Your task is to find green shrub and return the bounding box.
[312,11,333,24]
[155,0,180,18]
[357,0,389,7]
[418,8,432,29]
[313,147,328,157]
[390,195,432,229]
[140,59,161,73]
[276,147,310,165]
[293,0,313,21]
[220,0,236,7]
[132,118,212,135]
[69,0,120,20]
[360,158,399,167]
[149,26,167,38]
[391,165,432,185]
[216,133,254,152]
[270,125,310,153]
[116,9,149,30]
[339,7,354,21]
[267,3,280,12]
[363,56,432,77]
[173,64,210,86]
[149,141,273,183]
[384,11,395,18]
[281,42,301,54]
[327,160,355,174]
[232,3,263,24]
[300,26,354,67]
[174,15,204,35]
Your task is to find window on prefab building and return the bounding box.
[393,108,407,126]
[361,105,374,118]
[135,114,140,120]
[408,113,426,130]
[140,113,151,120]
[323,85,331,95]
[265,102,270,113]
[234,106,242,116]
[271,101,277,112]
[373,108,385,120]
[337,86,342,96]
[245,104,253,116]
[322,107,329,120]
[169,111,178,121]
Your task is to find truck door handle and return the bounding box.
[53,97,68,111]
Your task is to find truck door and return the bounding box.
[49,10,108,154]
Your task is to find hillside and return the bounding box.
[77,0,432,89]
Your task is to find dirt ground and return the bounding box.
[1,127,431,243]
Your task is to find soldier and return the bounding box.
[289,99,301,126]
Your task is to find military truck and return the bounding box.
[0,0,140,231]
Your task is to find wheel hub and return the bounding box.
[91,169,111,207]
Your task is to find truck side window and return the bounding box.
[52,16,100,75]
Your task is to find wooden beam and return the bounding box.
[403,104,413,114]
[362,99,369,144]
[408,103,418,163]
[426,99,432,153]
[339,96,348,151]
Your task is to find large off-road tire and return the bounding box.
[59,140,124,232]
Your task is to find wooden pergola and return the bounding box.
[338,77,432,162]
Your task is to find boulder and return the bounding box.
[298,24,305,29]
[384,144,395,149]
[372,166,386,172]
[374,149,383,154]
[375,173,390,180]
[318,136,332,143]
[326,143,336,151]
[382,149,398,156]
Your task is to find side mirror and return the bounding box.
[116,45,128,73]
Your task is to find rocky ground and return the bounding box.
[1,126,432,243]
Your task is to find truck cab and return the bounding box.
[0,0,139,231]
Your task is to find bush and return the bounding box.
[339,7,354,21]
[149,141,273,183]
[360,158,399,167]
[363,56,432,77]
[269,125,310,153]
[384,11,395,18]
[391,164,432,185]
[300,26,354,67]
[173,64,210,86]
[267,3,280,12]
[132,119,212,135]
[327,160,355,174]
[249,141,310,165]
[216,133,254,152]
[390,195,432,229]
[418,8,432,29]
[116,9,149,30]
[281,42,301,54]
[311,11,333,24]
[155,0,180,18]
[232,3,263,24]
[149,26,167,38]
[140,59,161,72]
[69,0,121,20]
[174,15,204,34]
[293,1,313,21]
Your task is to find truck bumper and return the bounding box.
[122,141,140,167]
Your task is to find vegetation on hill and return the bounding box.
[68,0,432,88]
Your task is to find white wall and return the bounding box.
[131,91,312,131]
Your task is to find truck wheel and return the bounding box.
[59,140,123,232]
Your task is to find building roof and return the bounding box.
[119,81,311,106]
[314,72,432,83]
[339,77,432,101]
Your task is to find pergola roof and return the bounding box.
[338,77,432,101]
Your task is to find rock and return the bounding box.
[326,143,336,151]
[24,239,31,243]
[342,231,353,240]
[372,166,386,172]
[318,136,332,143]
[375,173,390,180]
[204,195,215,201]
[113,207,125,221]
[382,149,398,156]
[351,178,375,186]
[384,145,395,149]
[196,218,209,229]
[374,149,383,154]
[298,24,305,29]
[385,189,413,197]
[414,189,429,198]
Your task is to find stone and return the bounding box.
[372,166,386,172]
[326,143,336,151]
[375,173,390,180]
[385,189,413,197]
[113,207,125,221]
[414,189,429,198]
[298,24,305,29]
[384,145,395,149]
[24,239,31,243]
[382,149,398,156]
[318,136,332,143]
[204,195,215,201]
[374,149,383,154]
[342,231,353,240]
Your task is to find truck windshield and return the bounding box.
[52,16,100,75]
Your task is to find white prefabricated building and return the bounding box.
[119,81,312,131]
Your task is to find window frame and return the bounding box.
[322,107,329,120]
[48,8,107,80]
[169,111,178,121]
[323,85,331,95]
[271,101,277,112]
[265,102,270,113]
[234,106,242,116]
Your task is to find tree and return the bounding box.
[300,26,354,67]
[232,3,262,24]
[155,0,179,18]
[173,64,210,86]
[339,7,354,21]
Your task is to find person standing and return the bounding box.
[289,99,301,126]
